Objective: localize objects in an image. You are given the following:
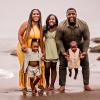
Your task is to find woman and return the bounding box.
[17,9,45,95]
[43,14,59,90]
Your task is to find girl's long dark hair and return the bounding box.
[44,14,58,33]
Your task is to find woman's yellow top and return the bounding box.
[24,25,40,47]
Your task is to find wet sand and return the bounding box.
[0,39,100,99]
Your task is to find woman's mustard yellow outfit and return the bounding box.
[17,25,45,89]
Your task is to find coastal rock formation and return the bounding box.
[10,49,17,56]
[90,37,100,53]
[91,37,100,43]
[97,56,100,60]
[89,45,100,53]
[90,38,100,61]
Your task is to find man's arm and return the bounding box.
[55,26,65,54]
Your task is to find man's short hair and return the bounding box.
[66,8,76,13]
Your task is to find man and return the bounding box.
[55,8,92,92]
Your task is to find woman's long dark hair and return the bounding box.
[24,9,42,41]
[44,14,58,33]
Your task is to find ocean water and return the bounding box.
[0,39,18,78]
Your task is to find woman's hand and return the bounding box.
[21,45,27,52]
[41,52,45,61]
[63,52,68,59]
[41,56,45,61]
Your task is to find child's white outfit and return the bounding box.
[24,48,42,78]
[68,48,80,69]
[28,66,40,78]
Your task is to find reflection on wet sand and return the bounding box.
[0,87,84,97]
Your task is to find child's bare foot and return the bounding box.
[74,75,77,80]
[32,90,36,96]
[22,88,27,96]
[38,89,44,96]
[48,85,54,90]
[32,88,37,96]
[69,72,72,77]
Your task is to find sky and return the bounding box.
[0,0,100,39]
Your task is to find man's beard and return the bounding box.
[68,18,76,26]
[69,22,76,26]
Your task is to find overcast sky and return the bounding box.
[0,0,100,38]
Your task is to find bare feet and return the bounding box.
[84,85,92,91]
[44,85,49,91]
[48,86,54,90]
[38,89,44,96]
[57,86,65,93]
[69,72,72,77]
[74,75,77,80]
[32,88,37,96]
[32,90,36,96]
[22,88,27,96]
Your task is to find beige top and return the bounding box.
[45,31,58,60]
[68,48,80,69]
[24,48,42,72]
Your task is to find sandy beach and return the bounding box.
[0,38,100,100]
[0,0,100,99]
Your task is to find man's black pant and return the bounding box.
[59,53,90,86]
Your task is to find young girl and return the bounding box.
[24,39,43,95]
[43,14,58,90]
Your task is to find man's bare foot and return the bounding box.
[84,85,92,91]
[57,86,65,93]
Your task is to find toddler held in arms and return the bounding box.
[66,41,85,79]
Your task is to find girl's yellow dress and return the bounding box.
[17,25,45,89]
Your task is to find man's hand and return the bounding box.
[80,52,86,59]
[63,52,68,59]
